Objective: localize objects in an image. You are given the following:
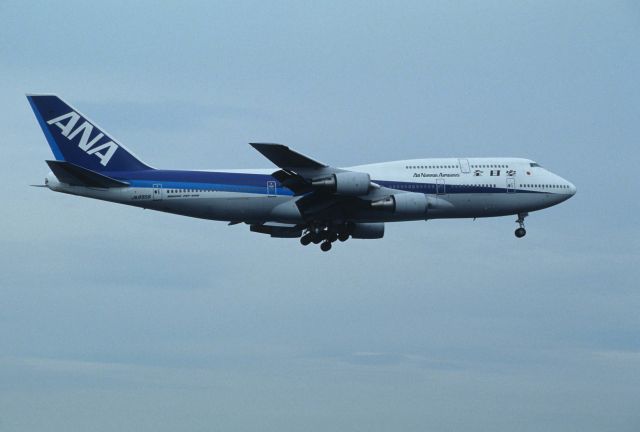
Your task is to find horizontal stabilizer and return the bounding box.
[46,160,129,188]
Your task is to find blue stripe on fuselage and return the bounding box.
[107,169,295,195]
[374,180,544,195]
[106,169,550,196]
[128,179,294,195]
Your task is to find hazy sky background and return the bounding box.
[1,1,639,431]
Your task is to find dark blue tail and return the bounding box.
[27,94,152,172]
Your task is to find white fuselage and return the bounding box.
[46,157,576,224]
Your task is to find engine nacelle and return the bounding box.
[370,193,428,217]
[312,172,371,196]
[351,222,385,239]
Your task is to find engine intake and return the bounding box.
[312,172,371,196]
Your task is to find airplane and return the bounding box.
[27,94,576,251]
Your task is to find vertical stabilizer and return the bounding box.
[27,94,152,172]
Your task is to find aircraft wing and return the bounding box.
[250,143,329,171]
[250,143,395,219]
[250,143,345,194]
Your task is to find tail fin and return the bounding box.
[27,94,152,172]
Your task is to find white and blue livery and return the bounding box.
[28,95,576,251]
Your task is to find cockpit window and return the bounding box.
[530,162,541,168]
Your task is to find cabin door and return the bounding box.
[267,180,277,196]
[459,159,470,174]
[152,184,163,201]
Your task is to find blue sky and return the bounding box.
[1,1,639,431]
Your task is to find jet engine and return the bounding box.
[312,172,371,196]
[370,193,428,217]
[350,222,385,239]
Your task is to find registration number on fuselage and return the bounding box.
[132,194,152,201]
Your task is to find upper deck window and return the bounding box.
[530,162,542,168]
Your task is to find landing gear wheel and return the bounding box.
[320,241,332,252]
[300,233,312,246]
[514,212,528,239]
[338,232,349,242]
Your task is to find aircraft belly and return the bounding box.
[59,185,124,203]
[427,192,555,219]
[159,194,302,223]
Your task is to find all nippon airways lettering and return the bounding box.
[47,111,118,166]
[28,94,576,252]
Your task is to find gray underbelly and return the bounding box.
[152,194,303,223]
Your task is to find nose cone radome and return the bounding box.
[567,181,577,197]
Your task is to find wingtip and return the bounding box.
[250,142,290,151]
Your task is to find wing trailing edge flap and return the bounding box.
[249,222,303,238]
[46,160,129,188]
[270,169,313,195]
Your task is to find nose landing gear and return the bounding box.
[514,212,528,238]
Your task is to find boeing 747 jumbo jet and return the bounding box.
[28,95,576,251]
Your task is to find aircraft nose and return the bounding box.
[568,181,576,196]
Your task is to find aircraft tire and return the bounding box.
[300,234,312,246]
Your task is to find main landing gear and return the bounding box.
[299,223,353,252]
[515,212,528,238]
